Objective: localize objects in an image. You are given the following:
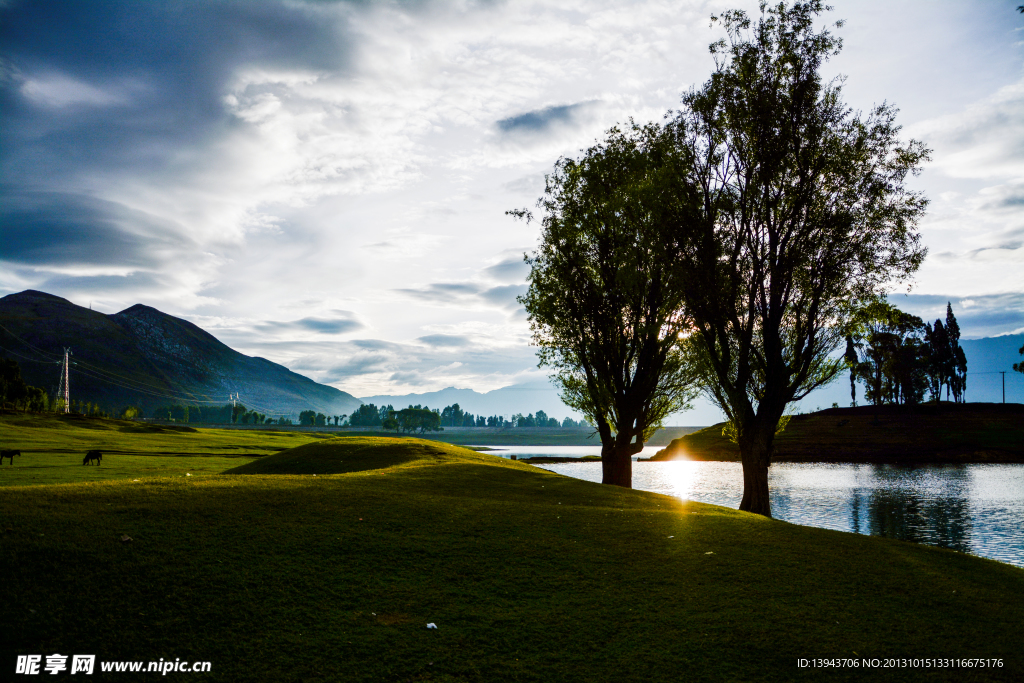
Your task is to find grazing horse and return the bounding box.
[1,450,20,465]
[83,450,102,466]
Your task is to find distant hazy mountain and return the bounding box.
[365,333,1024,424]
[360,381,579,421]
[0,290,361,419]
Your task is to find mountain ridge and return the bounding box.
[0,289,361,419]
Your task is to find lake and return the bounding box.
[486,446,1024,568]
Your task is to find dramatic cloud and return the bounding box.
[258,314,364,335]
[496,100,603,142]
[482,253,531,283]
[417,334,472,347]
[891,293,1024,338]
[396,282,527,310]
[0,192,187,267]
[2,0,1022,413]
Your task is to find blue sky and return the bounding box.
[2,0,1023,409]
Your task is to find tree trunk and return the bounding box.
[738,426,773,517]
[601,443,633,487]
[599,423,642,488]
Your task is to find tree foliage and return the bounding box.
[666,1,929,515]
[348,404,384,427]
[517,122,699,487]
[845,300,924,405]
[1,359,53,412]
[393,406,441,433]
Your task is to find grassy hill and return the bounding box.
[651,402,1024,463]
[1,415,1023,680]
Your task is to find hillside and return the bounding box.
[2,433,1023,680]
[0,290,361,419]
[651,402,1024,464]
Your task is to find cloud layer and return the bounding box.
[2,0,1023,406]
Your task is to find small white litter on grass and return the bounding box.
[426,623,438,629]
[667,536,674,539]
[186,473,191,476]
[705,551,714,555]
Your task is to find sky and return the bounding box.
[1,0,1023,415]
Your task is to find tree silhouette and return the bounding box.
[668,2,928,515]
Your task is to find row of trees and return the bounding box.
[516,2,931,516]
[843,301,968,406]
[146,404,294,425]
[382,406,442,434]
[298,410,347,426]
[0,358,50,412]
[439,403,585,428]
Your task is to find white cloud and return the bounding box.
[912,79,1024,181]
[906,74,1024,300]
[20,72,130,108]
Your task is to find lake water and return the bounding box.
[485,446,1024,568]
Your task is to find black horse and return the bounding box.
[83,450,102,466]
[1,449,20,465]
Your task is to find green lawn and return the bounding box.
[0,412,331,485]
[2,415,1023,681]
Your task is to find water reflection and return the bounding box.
[848,466,972,553]
[529,456,1024,568]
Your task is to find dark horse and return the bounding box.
[1,449,20,465]
[83,450,102,466]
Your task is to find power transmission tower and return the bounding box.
[55,348,71,413]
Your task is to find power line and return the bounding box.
[0,344,62,365]
[66,363,227,403]
[0,322,63,362]
[69,356,220,402]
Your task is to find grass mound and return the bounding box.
[224,436,504,475]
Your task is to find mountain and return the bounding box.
[359,381,580,421]
[0,290,361,419]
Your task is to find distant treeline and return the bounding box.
[334,402,587,430]
[148,404,292,425]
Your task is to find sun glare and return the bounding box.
[663,459,700,500]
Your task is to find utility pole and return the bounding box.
[1000,371,1006,404]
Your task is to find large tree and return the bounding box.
[668,1,929,516]
[516,123,698,488]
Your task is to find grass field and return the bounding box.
[146,424,705,447]
[2,414,1023,681]
[0,412,333,486]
